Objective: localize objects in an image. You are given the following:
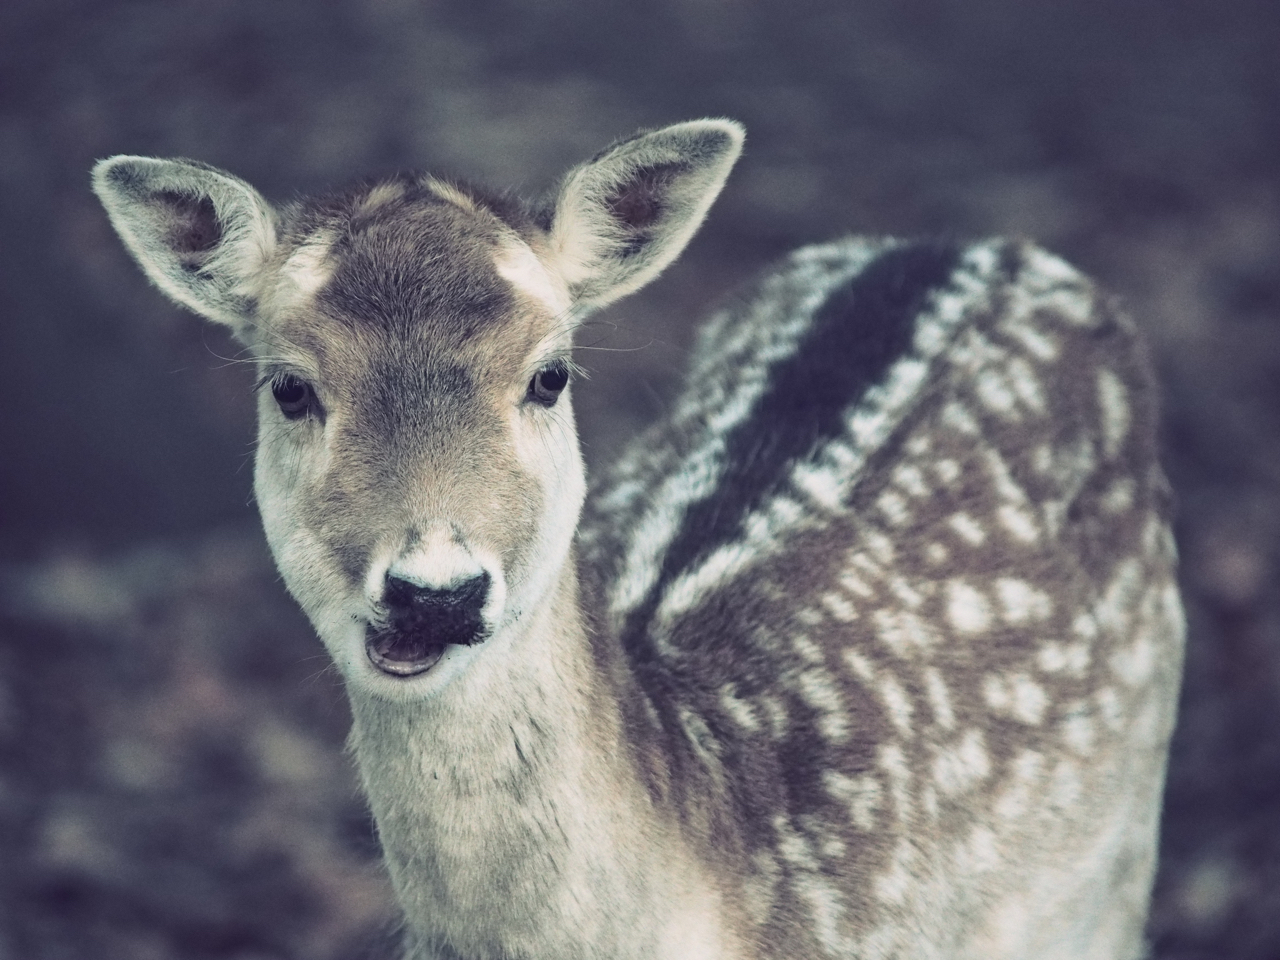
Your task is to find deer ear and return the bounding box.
[92,156,277,337]
[545,119,744,312]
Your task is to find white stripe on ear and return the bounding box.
[545,119,744,313]
[92,156,277,336]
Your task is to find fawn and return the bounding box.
[94,120,1183,960]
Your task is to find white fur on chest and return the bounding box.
[348,618,729,960]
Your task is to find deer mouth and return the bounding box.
[365,626,450,677]
[364,615,489,678]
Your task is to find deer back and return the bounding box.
[583,237,1183,959]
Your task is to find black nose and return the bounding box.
[382,572,490,648]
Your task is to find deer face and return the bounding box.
[92,120,743,697]
[249,190,586,693]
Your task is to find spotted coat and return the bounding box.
[582,237,1182,960]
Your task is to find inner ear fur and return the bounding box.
[92,156,277,335]
[545,119,745,312]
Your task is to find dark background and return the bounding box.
[2,0,1278,957]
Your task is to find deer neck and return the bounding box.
[345,553,728,959]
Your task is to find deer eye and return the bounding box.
[270,374,316,419]
[527,362,570,407]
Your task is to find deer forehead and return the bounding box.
[263,185,567,404]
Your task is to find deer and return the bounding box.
[92,119,1183,960]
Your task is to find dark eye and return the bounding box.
[527,362,570,407]
[271,374,316,419]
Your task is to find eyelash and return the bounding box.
[527,359,573,407]
[257,371,320,420]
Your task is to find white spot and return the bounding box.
[386,523,486,592]
[1144,515,1173,561]
[998,504,1041,544]
[984,449,1034,512]
[849,551,883,580]
[594,477,645,514]
[878,674,914,738]
[822,770,883,831]
[994,578,1053,625]
[906,434,932,457]
[933,458,962,485]
[769,495,806,528]
[1097,558,1144,633]
[1061,703,1096,755]
[751,625,784,654]
[794,462,845,512]
[874,608,938,657]
[821,591,858,622]
[1031,444,1054,474]
[984,672,1049,725]
[875,839,916,904]
[1011,674,1049,725]
[742,851,782,927]
[1101,477,1136,514]
[1097,369,1131,458]
[926,542,950,565]
[1111,631,1157,688]
[878,744,914,823]
[923,667,955,730]
[946,581,993,634]
[1036,641,1068,673]
[355,180,406,214]
[495,237,573,317]
[994,749,1044,820]
[1096,687,1124,731]
[932,729,991,796]
[798,670,850,743]
[792,633,825,664]
[888,577,926,609]
[948,513,987,547]
[842,648,876,684]
[797,607,824,627]
[876,490,911,527]
[922,784,939,822]
[720,684,761,733]
[1019,247,1096,326]
[759,696,790,740]
[422,176,480,213]
[1002,319,1061,362]
[1006,357,1047,414]
[773,815,819,870]
[1041,499,1068,538]
[1063,641,1091,677]
[983,673,1009,713]
[864,531,896,566]
[942,401,981,436]
[1073,612,1100,641]
[793,874,852,956]
[847,405,891,451]
[975,368,1019,417]
[838,570,875,599]
[653,541,757,630]
[279,232,336,298]
[892,464,930,498]
[678,706,721,767]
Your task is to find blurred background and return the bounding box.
[2,0,1278,956]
